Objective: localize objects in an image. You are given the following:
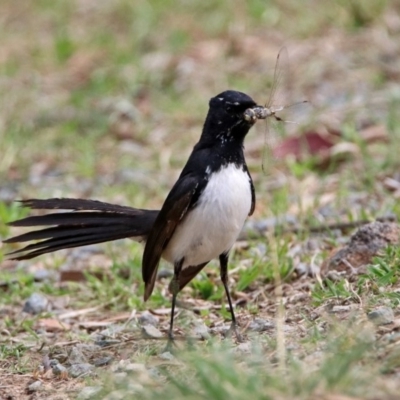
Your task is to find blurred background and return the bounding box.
[0,0,399,217]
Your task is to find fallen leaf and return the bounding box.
[359,124,388,143]
[273,130,338,160]
[60,269,107,282]
[37,319,70,332]
[79,321,114,329]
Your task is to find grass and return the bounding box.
[1,0,400,398]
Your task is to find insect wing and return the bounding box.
[262,47,289,173]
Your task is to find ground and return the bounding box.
[1,1,400,399]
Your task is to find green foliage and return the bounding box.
[0,201,29,238]
[0,343,27,359]
[367,247,400,287]
[360,246,400,306]
[312,279,355,305]
[313,246,400,308]
[54,29,75,63]
[190,274,219,300]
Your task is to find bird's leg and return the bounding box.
[165,258,184,351]
[219,253,243,342]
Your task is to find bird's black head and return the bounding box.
[201,90,260,145]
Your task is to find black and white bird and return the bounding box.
[4,90,269,342]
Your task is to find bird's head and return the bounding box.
[202,90,265,144]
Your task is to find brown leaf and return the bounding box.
[58,306,102,320]
[78,321,114,329]
[60,269,107,282]
[359,124,388,143]
[37,318,70,332]
[273,130,338,160]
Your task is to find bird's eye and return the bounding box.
[225,102,241,113]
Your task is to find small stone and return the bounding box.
[99,324,125,337]
[159,351,174,361]
[142,324,163,338]
[23,293,49,314]
[123,363,148,373]
[210,324,232,335]
[388,332,400,343]
[68,363,94,378]
[367,307,394,325]
[329,304,358,313]
[111,360,147,373]
[249,243,267,257]
[192,322,210,339]
[93,356,113,367]
[33,270,55,282]
[157,269,173,279]
[248,318,275,332]
[27,380,42,392]
[68,346,88,364]
[76,343,101,352]
[51,362,68,376]
[235,342,251,354]
[77,386,102,400]
[138,311,159,327]
[94,339,120,347]
[148,367,162,381]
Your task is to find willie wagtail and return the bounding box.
[4,90,270,342]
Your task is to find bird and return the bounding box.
[4,90,269,343]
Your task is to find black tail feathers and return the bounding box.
[4,198,159,260]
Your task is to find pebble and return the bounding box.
[192,322,211,340]
[142,324,163,338]
[99,324,125,337]
[33,270,55,282]
[388,332,400,343]
[93,356,113,367]
[148,367,162,381]
[235,342,251,354]
[23,293,49,314]
[157,269,173,279]
[138,311,159,327]
[68,346,88,364]
[77,386,102,400]
[111,360,147,373]
[248,318,275,332]
[367,307,394,325]
[76,343,102,352]
[51,361,68,376]
[27,380,42,392]
[94,339,121,347]
[68,363,95,378]
[159,351,174,361]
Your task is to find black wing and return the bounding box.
[142,173,205,300]
[245,166,256,216]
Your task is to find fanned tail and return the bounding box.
[3,198,159,260]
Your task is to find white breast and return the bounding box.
[162,164,252,268]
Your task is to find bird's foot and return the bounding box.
[162,331,177,353]
[224,321,243,343]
